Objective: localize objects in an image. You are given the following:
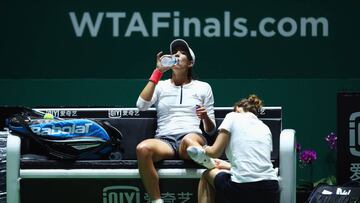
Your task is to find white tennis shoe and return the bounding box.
[187,146,215,169]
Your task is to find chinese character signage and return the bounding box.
[337,92,360,184]
[21,178,197,203]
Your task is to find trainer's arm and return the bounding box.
[214,159,231,170]
[204,129,230,158]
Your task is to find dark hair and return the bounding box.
[233,94,263,115]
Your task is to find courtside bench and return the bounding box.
[3,107,296,203]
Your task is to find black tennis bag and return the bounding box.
[307,182,360,203]
[5,107,124,160]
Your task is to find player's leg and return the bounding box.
[198,169,219,203]
[178,133,206,159]
[136,138,175,201]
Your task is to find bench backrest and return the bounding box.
[35,107,282,166]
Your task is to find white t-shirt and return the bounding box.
[218,112,278,183]
[136,79,215,137]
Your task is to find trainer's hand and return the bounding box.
[214,159,231,170]
[156,51,172,73]
[196,105,209,120]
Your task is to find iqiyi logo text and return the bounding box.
[349,112,360,156]
[103,186,140,203]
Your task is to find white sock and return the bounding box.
[187,146,215,169]
[152,199,164,203]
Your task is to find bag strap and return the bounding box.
[94,120,123,143]
[306,183,328,203]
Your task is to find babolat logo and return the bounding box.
[336,188,351,195]
[30,123,92,135]
[103,186,140,203]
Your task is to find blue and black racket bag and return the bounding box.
[307,181,360,203]
[5,107,123,160]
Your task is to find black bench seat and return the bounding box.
[4,107,296,203]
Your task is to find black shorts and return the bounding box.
[156,132,206,158]
[214,172,280,203]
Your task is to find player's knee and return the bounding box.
[182,136,196,147]
[136,143,153,160]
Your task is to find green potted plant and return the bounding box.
[296,132,337,202]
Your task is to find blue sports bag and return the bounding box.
[6,107,123,160]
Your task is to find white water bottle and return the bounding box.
[161,56,178,67]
